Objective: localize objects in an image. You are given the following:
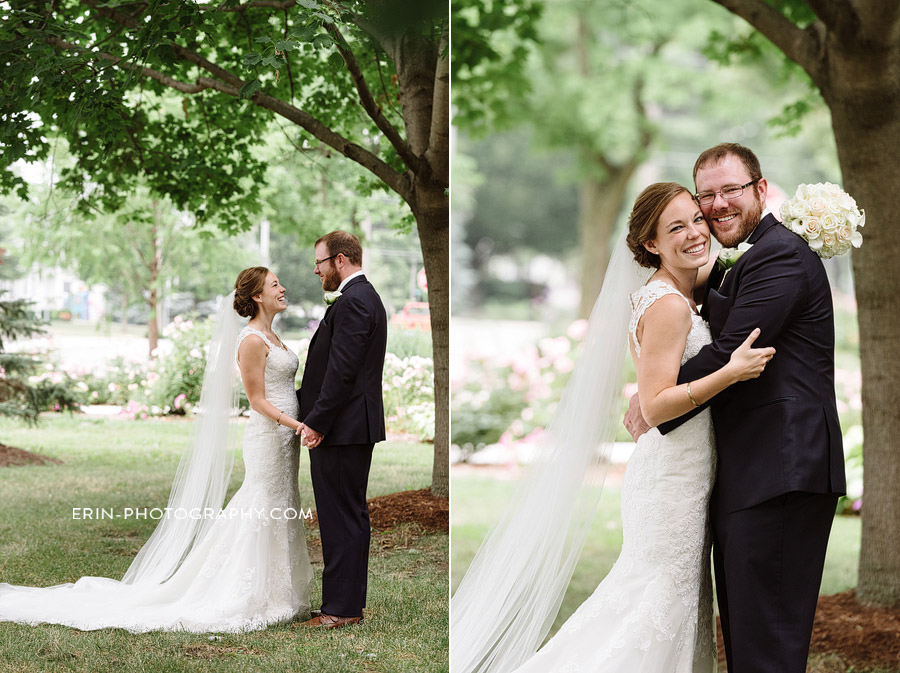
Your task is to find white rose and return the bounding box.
[803,218,822,239]
[820,214,839,233]
[809,198,827,217]
[789,202,808,220]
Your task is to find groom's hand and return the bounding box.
[297,422,324,449]
[624,393,650,441]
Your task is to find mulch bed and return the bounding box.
[716,590,900,670]
[0,443,62,467]
[307,487,448,533]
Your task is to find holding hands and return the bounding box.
[296,422,324,449]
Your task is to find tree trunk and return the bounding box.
[386,24,449,498]
[826,74,900,608]
[147,288,159,359]
[410,181,449,497]
[577,161,640,318]
[147,213,161,359]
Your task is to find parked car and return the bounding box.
[390,301,430,331]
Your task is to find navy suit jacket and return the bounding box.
[659,213,846,512]
[298,275,387,447]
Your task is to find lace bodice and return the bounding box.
[629,280,710,362]
[237,325,299,416]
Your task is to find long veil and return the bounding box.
[122,290,242,585]
[450,235,649,673]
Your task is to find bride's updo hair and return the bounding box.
[626,182,692,269]
[233,266,270,318]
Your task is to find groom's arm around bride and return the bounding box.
[296,230,387,626]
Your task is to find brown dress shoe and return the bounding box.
[302,613,362,629]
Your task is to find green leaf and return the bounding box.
[242,52,263,67]
[288,25,317,41]
[274,40,298,52]
[254,36,272,44]
[312,33,332,49]
[238,78,262,99]
[261,55,282,68]
[297,0,319,8]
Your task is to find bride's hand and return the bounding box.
[728,328,775,381]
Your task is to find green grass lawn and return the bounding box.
[0,414,447,673]
[452,469,861,643]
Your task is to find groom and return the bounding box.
[296,230,387,629]
[626,143,846,672]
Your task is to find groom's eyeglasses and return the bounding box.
[696,179,760,206]
[314,254,338,268]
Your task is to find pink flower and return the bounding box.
[174,394,187,410]
[567,319,589,341]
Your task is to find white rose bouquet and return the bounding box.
[779,182,864,259]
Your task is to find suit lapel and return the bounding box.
[748,212,779,244]
[700,262,725,322]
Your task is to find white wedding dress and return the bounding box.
[0,325,313,633]
[511,281,717,673]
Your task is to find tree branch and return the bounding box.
[425,22,448,187]
[282,9,296,102]
[711,0,825,82]
[251,89,411,199]
[46,36,206,93]
[323,22,424,175]
[212,0,296,11]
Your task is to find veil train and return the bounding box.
[0,292,243,623]
[450,235,648,673]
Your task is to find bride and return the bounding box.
[451,183,775,672]
[0,266,314,633]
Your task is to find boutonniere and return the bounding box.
[779,182,864,259]
[716,242,753,271]
[323,290,342,306]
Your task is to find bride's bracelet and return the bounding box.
[686,382,700,408]
[275,410,284,425]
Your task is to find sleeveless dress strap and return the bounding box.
[629,281,694,357]
[237,326,276,364]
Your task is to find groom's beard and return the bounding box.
[712,197,764,248]
[321,267,341,292]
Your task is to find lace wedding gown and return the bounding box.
[511,281,717,673]
[0,325,313,633]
